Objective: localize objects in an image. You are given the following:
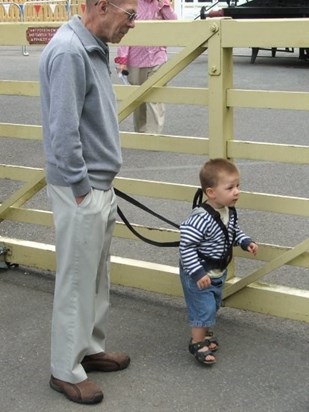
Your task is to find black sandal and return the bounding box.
[204,331,219,352]
[189,339,216,365]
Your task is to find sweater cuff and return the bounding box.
[190,266,206,282]
[71,177,92,197]
[241,237,253,251]
[114,56,128,65]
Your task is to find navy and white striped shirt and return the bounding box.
[179,206,252,281]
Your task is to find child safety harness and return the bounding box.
[114,187,237,270]
[194,202,237,271]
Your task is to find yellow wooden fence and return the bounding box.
[0,17,308,321]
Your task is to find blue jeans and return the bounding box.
[180,264,227,328]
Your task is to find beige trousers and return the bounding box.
[128,65,165,134]
[48,185,116,383]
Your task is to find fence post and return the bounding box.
[207,20,233,159]
[207,19,235,280]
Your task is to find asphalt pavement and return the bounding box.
[0,45,309,411]
[0,267,308,412]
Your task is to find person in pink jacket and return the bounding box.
[115,0,177,134]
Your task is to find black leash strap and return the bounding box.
[192,187,203,209]
[114,187,236,264]
[114,188,180,247]
[114,188,179,229]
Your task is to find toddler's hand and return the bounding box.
[247,242,258,256]
[197,274,211,290]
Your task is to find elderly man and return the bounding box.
[39,0,137,404]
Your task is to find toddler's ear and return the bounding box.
[205,187,215,199]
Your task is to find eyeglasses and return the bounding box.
[94,0,136,21]
[94,1,137,21]
[109,1,137,21]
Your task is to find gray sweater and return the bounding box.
[39,16,122,197]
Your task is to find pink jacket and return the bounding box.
[115,0,177,68]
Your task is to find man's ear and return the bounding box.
[97,0,108,12]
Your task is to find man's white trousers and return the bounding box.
[48,185,116,383]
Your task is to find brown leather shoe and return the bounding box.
[82,352,130,372]
[49,376,103,404]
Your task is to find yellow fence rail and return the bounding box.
[0,18,308,322]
